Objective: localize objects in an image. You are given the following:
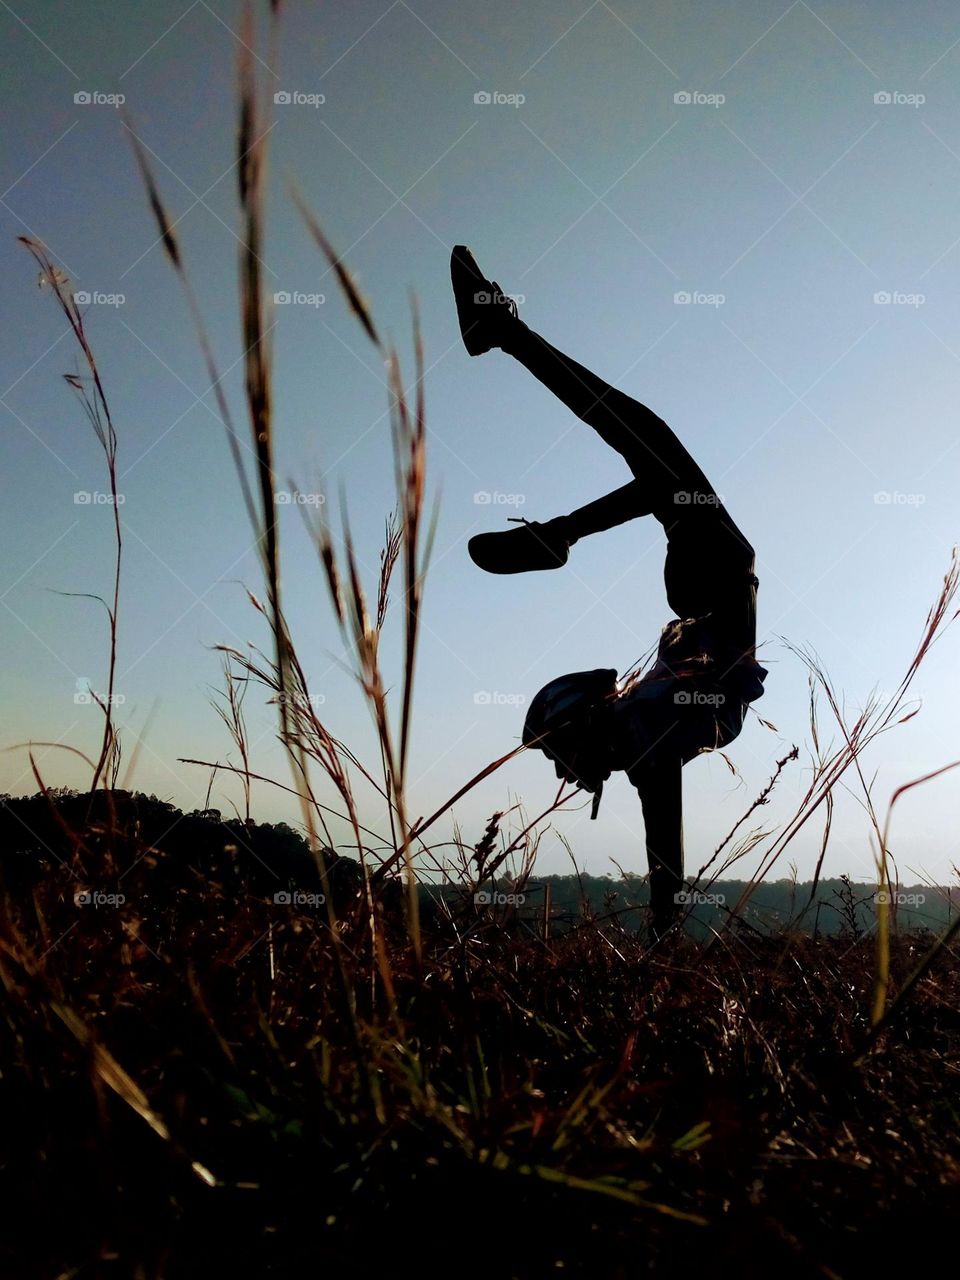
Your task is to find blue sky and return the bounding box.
[2,0,960,884]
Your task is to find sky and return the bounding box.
[2,0,960,886]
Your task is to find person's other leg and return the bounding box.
[468,476,657,575]
[552,479,653,544]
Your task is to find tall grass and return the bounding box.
[18,239,123,802]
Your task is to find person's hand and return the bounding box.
[544,742,610,791]
[544,744,579,786]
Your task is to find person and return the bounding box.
[450,245,768,937]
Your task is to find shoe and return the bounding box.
[468,517,570,574]
[450,244,521,356]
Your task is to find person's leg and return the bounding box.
[499,319,760,627]
[552,479,653,544]
[500,320,715,514]
[469,292,759,640]
[451,246,724,537]
[468,477,655,574]
[468,318,725,574]
[633,757,684,938]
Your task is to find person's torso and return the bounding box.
[646,613,762,680]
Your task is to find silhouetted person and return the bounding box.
[451,245,767,937]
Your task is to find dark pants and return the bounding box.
[501,321,758,933]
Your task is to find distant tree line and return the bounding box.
[1,790,952,936]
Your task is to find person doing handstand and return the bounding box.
[451,246,767,937]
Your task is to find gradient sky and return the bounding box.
[3,0,960,885]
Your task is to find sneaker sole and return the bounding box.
[468,533,569,575]
[451,245,495,356]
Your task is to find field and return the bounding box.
[2,790,960,1277]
